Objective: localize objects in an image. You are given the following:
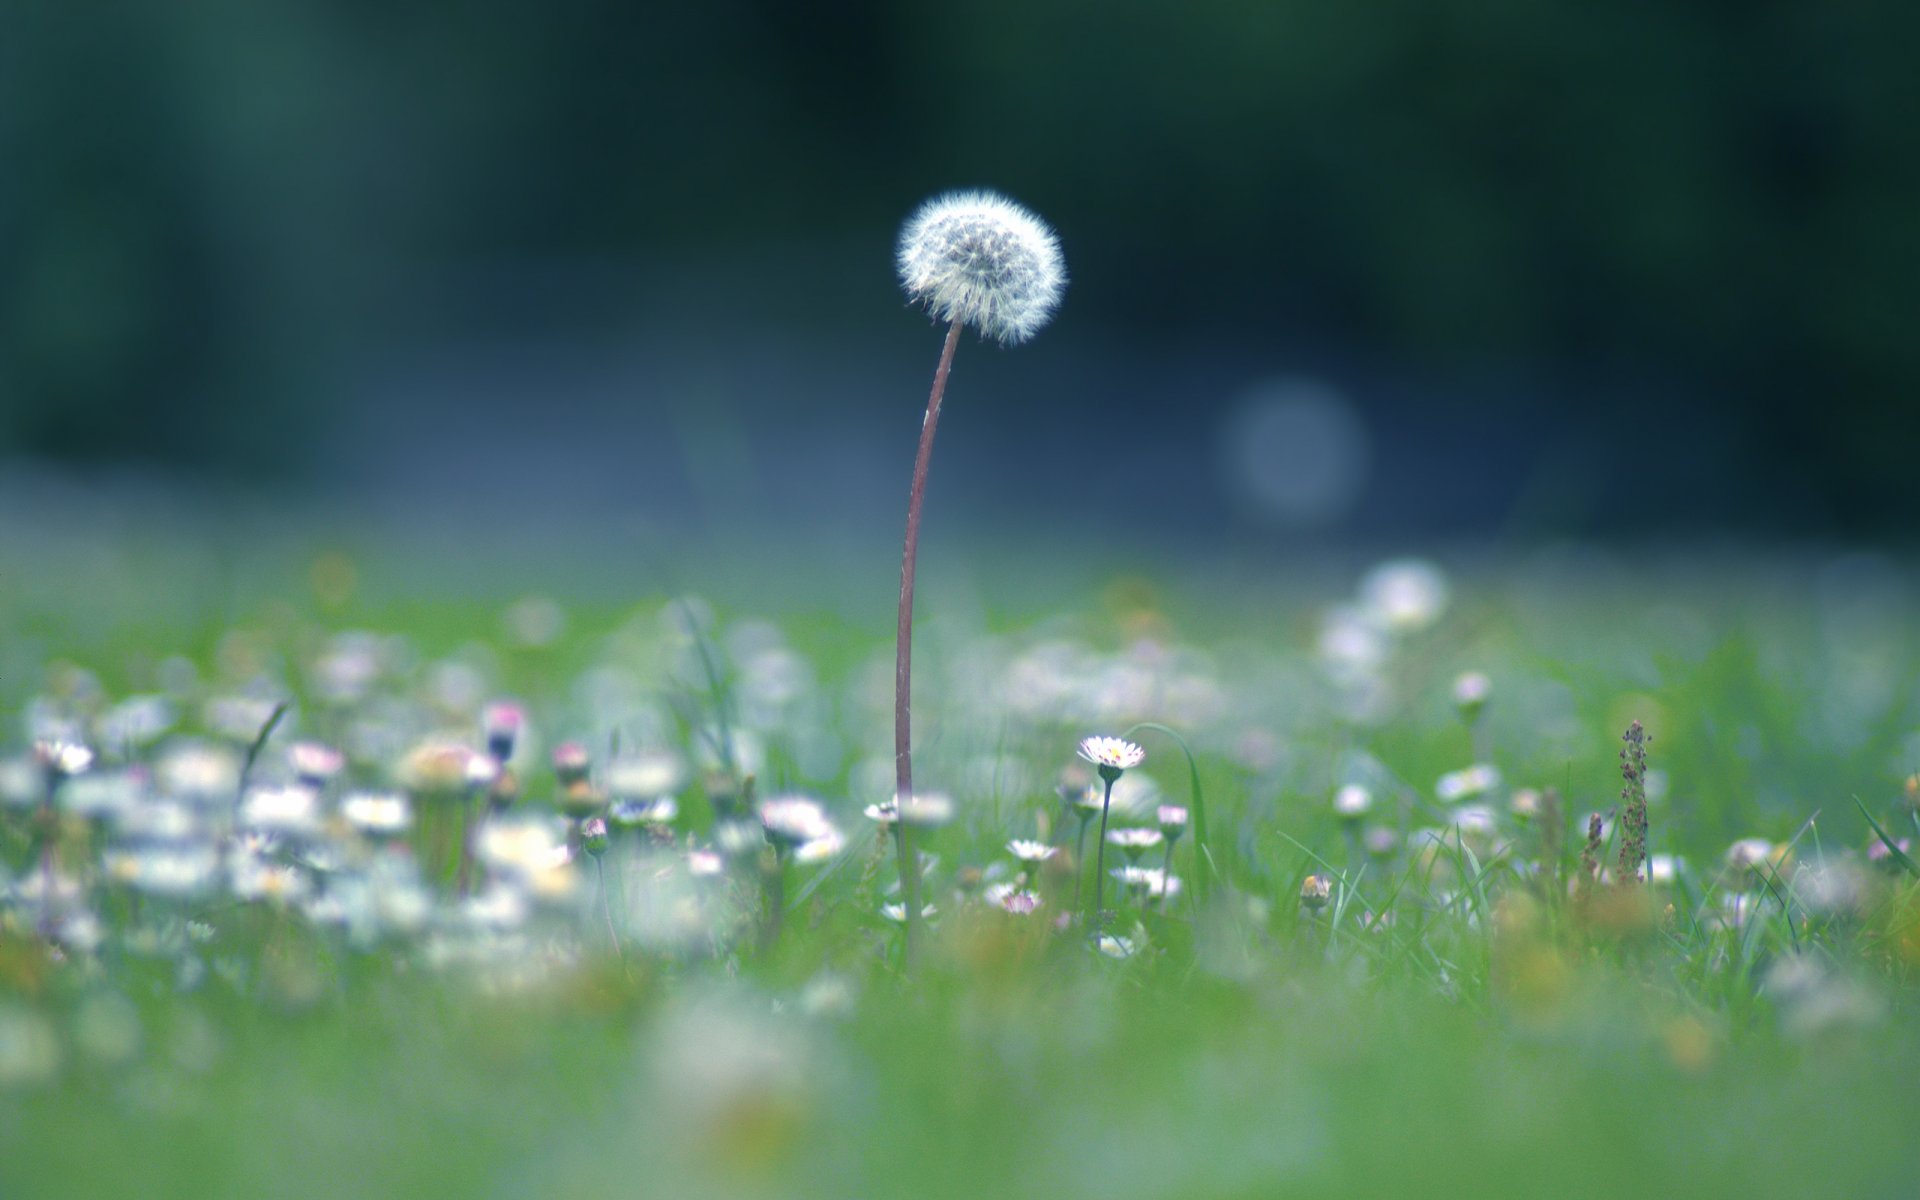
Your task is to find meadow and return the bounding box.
[2,513,1917,1200]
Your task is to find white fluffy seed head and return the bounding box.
[896,190,1065,344]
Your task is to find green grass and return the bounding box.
[3,533,1919,1199]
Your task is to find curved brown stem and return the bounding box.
[894,317,965,965]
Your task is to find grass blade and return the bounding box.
[1852,794,1919,877]
[1126,721,1211,902]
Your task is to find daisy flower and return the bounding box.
[1077,736,1145,775]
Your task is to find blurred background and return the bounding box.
[3,2,1916,550]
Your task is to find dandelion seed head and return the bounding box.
[897,190,1065,344]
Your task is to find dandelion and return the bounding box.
[891,189,1066,963]
[897,190,1065,346]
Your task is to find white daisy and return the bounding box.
[1077,736,1145,772]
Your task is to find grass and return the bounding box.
[2,528,1919,1199]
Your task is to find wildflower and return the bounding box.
[1105,827,1164,861]
[550,741,592,789]
[239,785,322,837]
[341,791,412,838]
[896,190,1066,345]
[1451,671,1491,722]
[287,742,345,789]
[1867,835,1912,870]
[604,751,686,801]
[1357,558,1448,633]
[863,792,955,827]
[1096,934,1136,959]
[232,857,309,905]
[154,742,241,805]
[479,817,571,878]
[581,817,610,857]
[1300,874,1333,912]
[1077,736,1145,782]
[1436,763,1500,803]
[608,796,679,830]
[481,702,525,765]
[1007,839,1058,863]
[1111,866,1181,901]
[1333,784,1373,821]
[398,740,491,795]
[758,796,836,852]
[792,831,846,865]
[880,902,937,923]
[989,886,1042,915]
[1156,805,1189,842]
[32,737,93,781]
[1509,788,1541,820]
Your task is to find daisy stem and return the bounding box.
[1091,776,1116,939]
[1160,840,1175,909]
[894,316,964,967]
[1072,814,1090,913]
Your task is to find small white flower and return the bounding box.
[1077,736,1145,772]
[880,902,937,923]
[1105,828,1164,853]
[864,792,955,827]
[1112,866,1182,900]
[1333,784,1373,820]
[341,791,412,837]
[240,785,322,837]
[1007,839,1058,863]
[983,884,1042,915]
[897,190,1065,344]
[1096,934,1136,959]
[759,796,837,849]
[1436,763,1501,803]
[1358,558,1449,633]
[1156,805,1189,838]
[1451,671,1491,714]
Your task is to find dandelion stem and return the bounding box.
[1091,776,1116,939]
[894,316,964,965]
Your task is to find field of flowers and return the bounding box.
[3,521,1918,1198]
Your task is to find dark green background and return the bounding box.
[4,3,1915,538]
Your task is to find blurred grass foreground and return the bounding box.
[2,506,1920,1200]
